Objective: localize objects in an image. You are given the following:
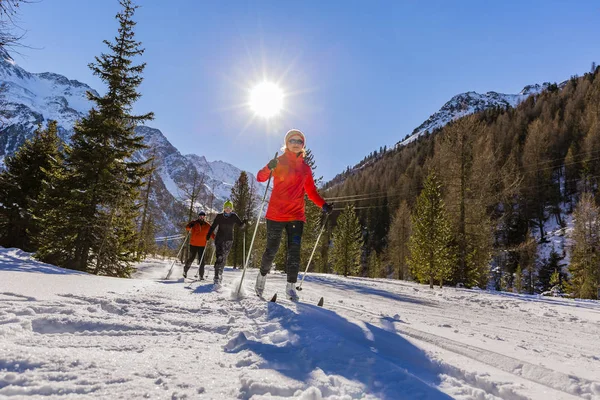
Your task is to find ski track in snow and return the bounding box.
[1,249,599,399]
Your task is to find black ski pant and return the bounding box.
[213,240,233,282]
[184,245,206,277]
[260,220,304,283]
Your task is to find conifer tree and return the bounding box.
[367,250,383,278]
[387,200,411,280]
[0,121,61,251]
[517,231,538,294]
[331,204,362,277]
[568,192,600,299]
[522,120,555,241]
[35,0,153,276]
[408,171,456,288]
[549,269,565,295]
[300,148,327,272]
[514,264,523,293]
[436,115,494,287]
[230,171,255,267]
[538,248,565,292]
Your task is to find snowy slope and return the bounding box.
[1,246,599,399]
[396,84,551,148]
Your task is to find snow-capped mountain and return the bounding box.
[396,83,551,147]
[185,154,262,202]
[0,49,256,234]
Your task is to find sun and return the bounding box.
[249,82,284,118]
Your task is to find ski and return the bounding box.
[184,277,204,284]
[258,292,323,307]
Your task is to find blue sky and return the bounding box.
[12,0,600,181]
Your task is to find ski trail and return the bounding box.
[312,296,598,399]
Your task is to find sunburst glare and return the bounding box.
[249,81,284,118]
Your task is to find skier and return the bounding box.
[254,129,333,301]
[183,211,214,279]
[206,200,247,287]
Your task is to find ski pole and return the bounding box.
[193,240,209,279]
[243,234,246,270]
[296,213,330,291]
[236,152,278,295]
[165,230,191,280]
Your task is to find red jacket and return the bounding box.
[257,150,325,222]
[186,220,214,246]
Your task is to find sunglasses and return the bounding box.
[288,138,304,145]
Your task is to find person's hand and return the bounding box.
[322,202,333,215]
[267,159,278,170]
[206,235,211,242]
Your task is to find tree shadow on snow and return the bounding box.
[0,251,87,276]
[226,301,451,399]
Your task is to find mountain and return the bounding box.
[396,84,552,148]
[0,49,259,235]
[325,83,556,190]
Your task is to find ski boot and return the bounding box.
[286,282,299,302]
[255,273,267,297]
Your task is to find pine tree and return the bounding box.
[514,264,523,293]
[230,171,254,267]
[387,200,411,280]
[0,121,61,252]
[367,250,383,278]
[408,171,456,288]
[34,0,153,276]
[517,231,538,294]
[300,148,327,273]
[331,204,362,277]
[436,115,494,287]
[568,192,600,299]
[538,248,565,292]
[549,269,565,296]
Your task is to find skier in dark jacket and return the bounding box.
[255,129,333,301]
[206,200,246,287]
[183,211,214,279]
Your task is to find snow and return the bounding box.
[1,246,599,399]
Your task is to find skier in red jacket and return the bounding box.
[255,129,332,300]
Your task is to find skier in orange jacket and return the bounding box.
[183,211,214,279]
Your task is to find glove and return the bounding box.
[267,159,278,170]
[206,234,211,242]
[322,202,333,215]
